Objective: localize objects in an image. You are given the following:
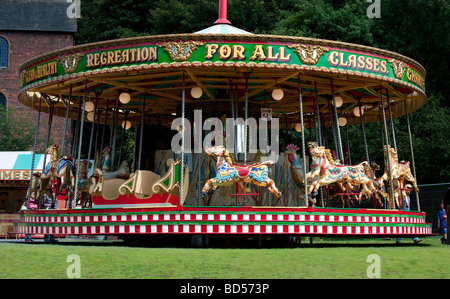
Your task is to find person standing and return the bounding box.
[396,185,422,244]
[43,192,58,243]
[22,191,37,242]
[437,201,447,245]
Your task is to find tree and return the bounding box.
[0,106,37,151]
[75,0,450,183]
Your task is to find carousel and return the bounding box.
[15,0,433,244]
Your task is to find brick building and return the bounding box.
[0,0,77,153]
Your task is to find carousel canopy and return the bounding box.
[17,1,426,129]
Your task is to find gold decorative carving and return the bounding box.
[58,53,85,73]
[287,44,329,65]
[158,41,204,61]
[388,59,406,80]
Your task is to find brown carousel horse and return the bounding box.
[75,160,93,208]
[362,161,389,207]
[31,145,75,208]
[201,145,281,199]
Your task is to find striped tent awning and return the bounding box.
[0,151,49,181]
[194,24,252,35]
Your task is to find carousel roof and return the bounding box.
[194,24,252,35]
[17,1,427,129]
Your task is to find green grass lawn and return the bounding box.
[0,236,448,279]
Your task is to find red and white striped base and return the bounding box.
[17,206,433,237]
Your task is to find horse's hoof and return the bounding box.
[201,191,207,198]
[312,191,318,196]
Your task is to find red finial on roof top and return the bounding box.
[214,0,231,24]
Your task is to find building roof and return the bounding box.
[0,0,77,33]
[0,151,48,176]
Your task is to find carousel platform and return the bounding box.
[16,205,433,238]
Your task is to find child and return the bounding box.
[22,192,37,242]
[437,201,447,245]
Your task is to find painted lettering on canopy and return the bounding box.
[327,51,389,75]
[205,44,291,63]
[24,61,58,84]
[85,46,158,68]
[406,68,425,89]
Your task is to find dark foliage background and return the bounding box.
[73,0,450,184]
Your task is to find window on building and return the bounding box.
[0,93,6,109]
[0,37,8,68]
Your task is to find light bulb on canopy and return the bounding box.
[338,117,347,126]
[333,96,343,107]
[353,106,365,117]
[122,120,132,130]
[86,111,95,122]
[119,92,131,104]
[84,101,95,112]
[272,88,284,101]
[191,87,203,99]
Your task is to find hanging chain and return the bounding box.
[244,74,249,164]
[42,98,54,169]
[358,99,370,164]
[380,86,395,209]
[61,85,72,157]
[313,83,324,206]
[314,82,322,146]
[298,75,308,206]
[180,71,186,205]
[138,96,146,170]
[87,97,98,169]
[387,89,398,153]
[405,100,420,211]
[327,98,339,158]
[73,82,87,209]
[26,96,42,207]
[330,80,344,162]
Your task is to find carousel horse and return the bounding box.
[285,143,316,206]
[40,144,75,193]
[361,161,389,207]
[32,145,75,208]
[75,160,93,208]
[85,146,131,201]
[201,145,281,199]
[30,173,55,208]
[381,145,419,192]
[100,146,130,180]
[380,145,419,208]
[307,144,377,200]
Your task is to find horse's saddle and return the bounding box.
[231,161,273,178]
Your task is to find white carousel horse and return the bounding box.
[307,144,377,200]
[201,145,281,199]
[380,145,419,208]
